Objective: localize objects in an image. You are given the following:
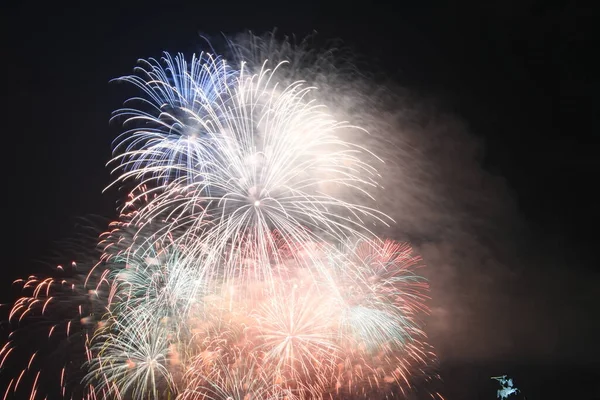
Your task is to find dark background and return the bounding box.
[2,0,598,399]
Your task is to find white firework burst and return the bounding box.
[85,312,175,400]
[110,55,392,289]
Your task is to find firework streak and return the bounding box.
[1,37,443,399]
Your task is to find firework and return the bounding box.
[1,33,441,400]
[110,48,390,269]
[0,247,108,399]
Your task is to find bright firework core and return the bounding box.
[1,35,441,400]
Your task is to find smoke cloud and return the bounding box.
[226,31,599,367]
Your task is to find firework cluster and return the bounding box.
[2,36,440,399]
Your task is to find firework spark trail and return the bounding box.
[1,33,442,400]
[0,256,108,400]
[110,52,236,186]
[109,54,393,289]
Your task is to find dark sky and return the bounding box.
[2,1,598,399]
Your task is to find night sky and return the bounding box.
[2,1,598,399]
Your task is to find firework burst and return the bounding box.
[2,33,441,400]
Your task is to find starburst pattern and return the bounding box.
[1,34,441,400]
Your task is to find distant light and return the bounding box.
[254,200,260,207]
